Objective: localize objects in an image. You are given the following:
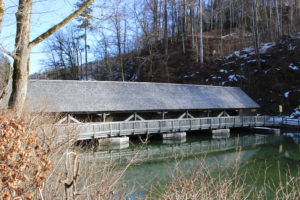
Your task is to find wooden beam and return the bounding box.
[56,114,81,124]
[97,113,110,122]
[125,113,145,121]
[217,111,230,117]
[68,115,81,123]
[135,113,145,121]
[178,112,187,119]
[186,111,194,119]
[56,116,67,124]
[125,114,134,121]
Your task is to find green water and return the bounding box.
[120,130,300,199]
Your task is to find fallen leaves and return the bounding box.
[0,111,51,199]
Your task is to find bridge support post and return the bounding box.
[163,132,186,144]
[97,137,129,150]
[211,129,230,139]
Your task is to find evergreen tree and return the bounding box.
[75,0,94,80]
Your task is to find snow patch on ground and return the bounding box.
[219,69,229,73]
[211,75,222,80]
[291,32,300,39]
[247,59,266,63]
[224,42,276,58]
[284,91,290,98]
[221,33,236,40]
[288,44,297,51]
[263,67,280,74]
[289,63,299,70]
[284,90,300,98]
[243,47,254,54]
[228,74,245,82]
[183,73,197,78]
[223,61,236,65]
[233,51,240,57]
[260,42,276,53]
[290,108,300,119]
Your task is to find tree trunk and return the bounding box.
[275,0,281,37]
[182,0,186,54]
[0,0,4,33]
[153,0,158,42]
[8,0,94,113]
[9,0,32,112]
[84,26,88,80]
[252,0,261,70]
[190,1,195,49]
[229,0,232,33]
[164,0,168,55]
[210,0,214,30]
[199,0,204,65]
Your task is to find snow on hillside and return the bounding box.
[201,35,300,115]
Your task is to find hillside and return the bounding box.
[94,33,298,116]
[170,34,299,116]
[31,34,300,116]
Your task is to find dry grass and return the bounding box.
[146,156,253,200]
[0,110,131,200]
[146,157,300,200]
[31,112,132,200]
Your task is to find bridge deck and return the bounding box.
[52,116,289,140]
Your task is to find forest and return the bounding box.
[28,0,300,115]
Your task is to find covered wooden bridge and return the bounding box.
[21,80,285,140]
[26,80,260,120]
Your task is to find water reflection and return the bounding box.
[82,134,277,164]
[283,132,300,144]
[163,138,187,144]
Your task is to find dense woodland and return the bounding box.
[2,0,300,114]
[28,0,300,115]
[30,0,300,80]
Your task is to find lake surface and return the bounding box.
[119,129,300,199]
[81,129,300,199]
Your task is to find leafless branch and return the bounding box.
[29,0,94,47]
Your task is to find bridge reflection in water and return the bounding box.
[80,135,279,164]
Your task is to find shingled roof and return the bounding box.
[24,80,259,113]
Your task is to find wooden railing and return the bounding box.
[52,116,290,140]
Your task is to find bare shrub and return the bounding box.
[145,157,251,200]
[146,156,300,200]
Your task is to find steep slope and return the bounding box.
[179,34,300,115]
[31,34,300,116]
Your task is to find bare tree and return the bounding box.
[45,29,82,80]
[0,0,94,113]
[0,0,3,33]
[164,0,169,55]
[75,0,93,80]
[111,0,125,81]
[198,0,204,64]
